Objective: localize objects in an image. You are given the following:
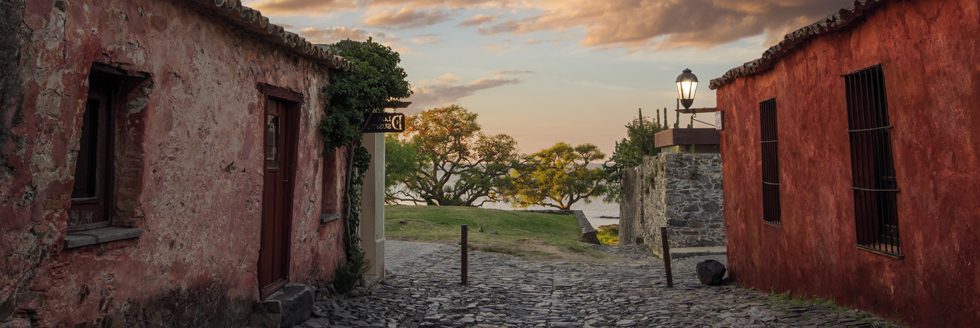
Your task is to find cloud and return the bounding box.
[410,34,442,45]
[460,14,496,27]
[477,0,852,49]
[483,43,511,54]
[292,26,411,53]
[408,71,529,111]
[364,8,451,28]
[250,0,852,49]
[249,0,357,15]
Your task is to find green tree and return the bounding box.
[384,134,417,203]
[393,105,520,206]
[604,108,668,202]
[507,143,608,210]
[320,38,411,292]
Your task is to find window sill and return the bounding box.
[320,213,341,225]
[65,227,142,249]
[856,245,904,260]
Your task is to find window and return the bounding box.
[69,73,116,231]
[320,150,343,224]
[65,64,148,249]
[760,98,781,225]
[844,65,901,256]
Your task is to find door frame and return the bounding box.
[258,85,303,298]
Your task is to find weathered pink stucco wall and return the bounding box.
[0,0,346,326]
[716,0,979,327]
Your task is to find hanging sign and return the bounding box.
[364,112,405,133]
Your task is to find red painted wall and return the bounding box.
[0,0,346,326]
[716,1,979,326]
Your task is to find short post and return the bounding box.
[461,224,469,285]
[660,227,673,288]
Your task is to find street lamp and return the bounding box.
[676,68,699,110]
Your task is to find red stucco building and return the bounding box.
[711,0,978,326]
[1,0,351,326]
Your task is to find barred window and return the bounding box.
[760,98,780,225]
[844,65,901,256]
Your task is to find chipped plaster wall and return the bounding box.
[0,0,345,326]
[717,0,979,326]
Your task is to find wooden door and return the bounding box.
[259,99,295,297]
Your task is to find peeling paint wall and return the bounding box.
[0,0,346,326]
[716,0,979,326]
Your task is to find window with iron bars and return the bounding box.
[844,65,901,256]
[760,98,780,225]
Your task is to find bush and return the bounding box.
[332,250,371,294]
[596,224,619,245]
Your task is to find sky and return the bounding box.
[243,0,852,154]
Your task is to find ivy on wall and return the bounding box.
[320,39,411,293]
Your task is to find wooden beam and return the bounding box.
[655,128,720,149]
[676,107,718,114]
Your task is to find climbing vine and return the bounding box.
[320,39,411,293]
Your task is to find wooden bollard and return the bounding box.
[661,227,673,288]
[461,224,468,285]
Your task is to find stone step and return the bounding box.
[671,246,727,259]
[251,284,315,328]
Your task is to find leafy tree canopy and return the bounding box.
[321,38,412,152]
[391,105,520,206]
[604,108,669,202]
[384,134,418,203]
[507,142,609,210]
[320,38,411,289]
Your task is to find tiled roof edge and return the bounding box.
[182,0,352,71]
[709,0,892,90]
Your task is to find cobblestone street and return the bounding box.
[301,241,894,328]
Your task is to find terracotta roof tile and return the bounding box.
[183,0,352,71]
[709,0,891,90]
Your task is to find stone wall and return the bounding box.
[619,153,725,258]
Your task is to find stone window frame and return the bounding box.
[65,63,152,249]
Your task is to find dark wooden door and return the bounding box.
[259,99,294,297]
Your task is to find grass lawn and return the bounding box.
[385,205,601,259]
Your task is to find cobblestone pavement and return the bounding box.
[301,241,895,328]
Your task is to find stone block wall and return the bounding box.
[619,153,725,258]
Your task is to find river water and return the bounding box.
[480,200,621,228]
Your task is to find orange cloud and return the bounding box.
[408,71,529,111]
[249,0,357,15]
[364,8,451,28]
[460,14,496,27]
[479,0,852,48]
[293,26,411,53]
[249,0,853,49]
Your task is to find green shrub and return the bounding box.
[332,249,370,294]
[596,224,620,245]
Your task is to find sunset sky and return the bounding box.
[244,0,852,153]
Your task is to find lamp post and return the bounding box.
[676,68,699,128]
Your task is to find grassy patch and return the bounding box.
[385,205,601,259]
[769,291,898,327]
[596,224,619,245]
